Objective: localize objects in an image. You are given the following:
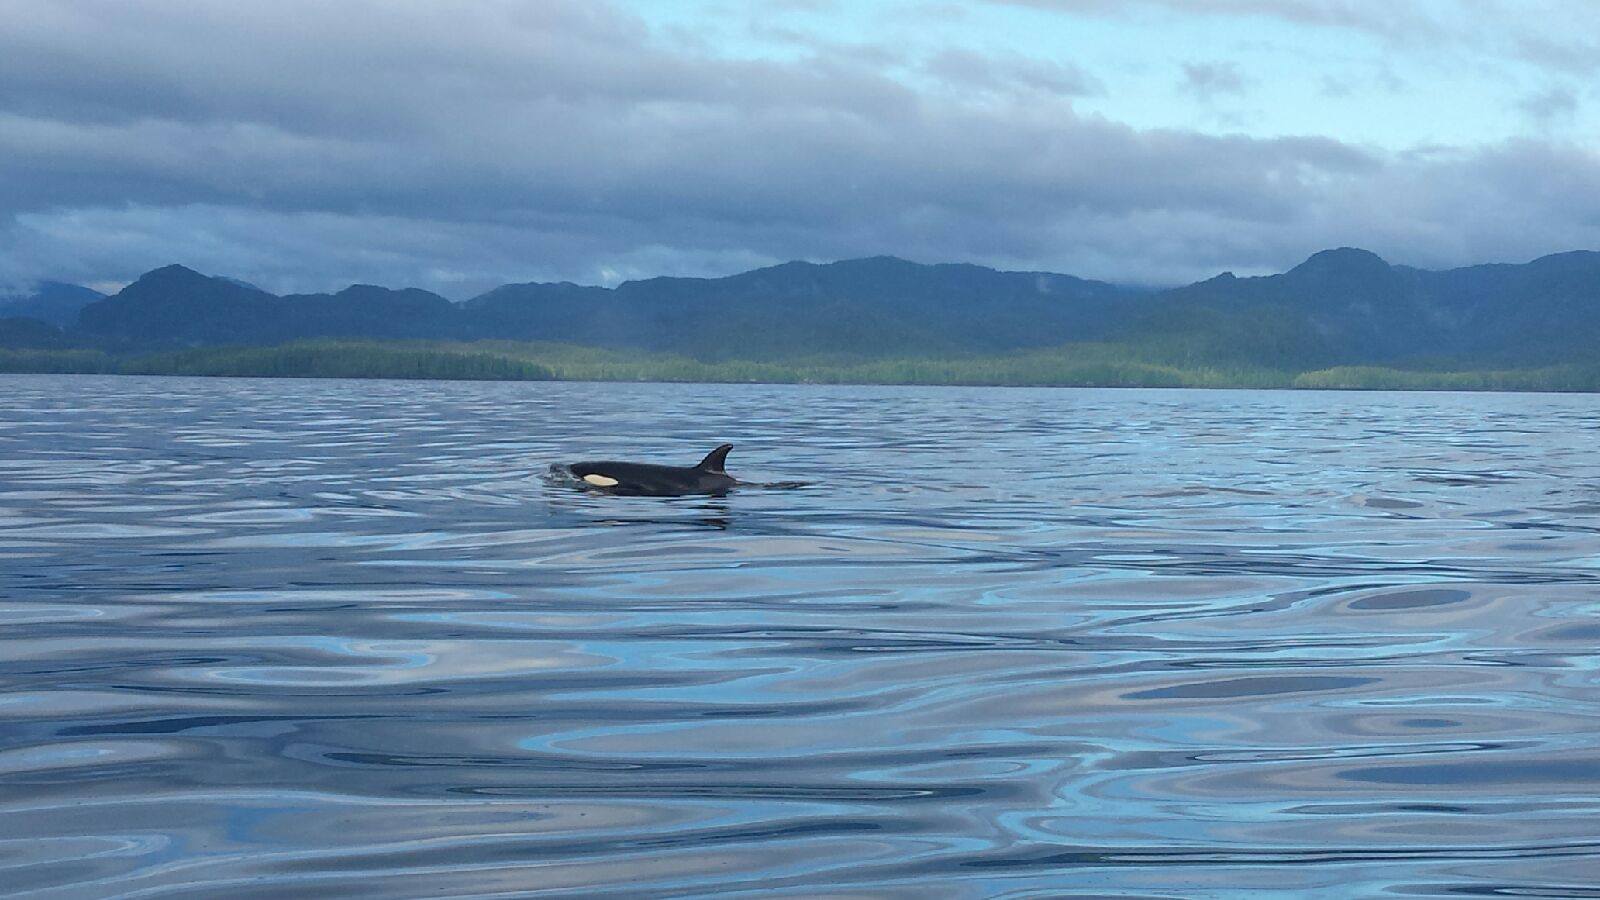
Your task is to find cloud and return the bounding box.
[1511,30,1600,76]
[980,0,1443,42]
[1,0,1598,295]
[1318,65,1405,98]
[1178,62,1251,100]
[985,0,1600,78]
[924,49,1105,98]
[1516,86,1580,125]
[0,204,782,298]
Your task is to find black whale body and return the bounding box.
[567,444,737,496]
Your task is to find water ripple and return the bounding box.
[2,375,1598,897]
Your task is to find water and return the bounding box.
[2,375,1599,898]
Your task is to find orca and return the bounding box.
[566,444,738,497]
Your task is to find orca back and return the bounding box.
[567,444,737,496]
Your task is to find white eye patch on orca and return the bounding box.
[582,473,620,487]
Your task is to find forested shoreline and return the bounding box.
[7,339,1600,392]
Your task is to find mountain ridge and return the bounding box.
[7,248,1600,372]
[0,281,106,327]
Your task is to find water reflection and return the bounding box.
[2,375,1599,897]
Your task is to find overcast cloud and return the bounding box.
[3,0,1599,296]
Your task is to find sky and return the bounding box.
[3,0,1599,297]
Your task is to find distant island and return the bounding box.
[6,248,1600,391]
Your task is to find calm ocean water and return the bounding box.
[2,374,1599,898]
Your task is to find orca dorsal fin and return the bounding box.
[696,443,733,473]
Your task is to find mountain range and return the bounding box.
[0,282,105,327]
[6,248,1600,370]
